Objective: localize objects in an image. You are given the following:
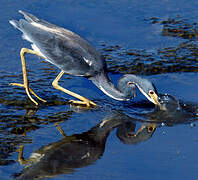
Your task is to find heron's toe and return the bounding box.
[9,82,25,87]
[69,100,97,109]
[89,101,98,108]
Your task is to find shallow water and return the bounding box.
[0,1,198,180]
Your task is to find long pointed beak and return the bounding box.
[149,92,160,106]
[135,84,160,106]
[149,92,166,111]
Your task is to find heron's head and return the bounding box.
[118,74,160,105]
[132,81,159,106]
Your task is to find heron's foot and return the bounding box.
[9,82,47,106]
[69,99,98,109]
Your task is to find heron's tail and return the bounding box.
[9,10,36,31]
[9,10,38,30]
[18,10,39,23]
[9,20,21,30]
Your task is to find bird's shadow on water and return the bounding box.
[3,97,196,180]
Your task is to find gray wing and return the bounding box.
[9,11,105,77]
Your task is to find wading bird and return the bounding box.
[9,11,160,108]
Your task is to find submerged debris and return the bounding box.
[146,16,198,40]
[101,16,198,75]
[101,41,198,75]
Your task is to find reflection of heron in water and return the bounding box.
[116,121,156,144]
[14,112,156,180]
[13,93,198,179]
[9,11,160,109]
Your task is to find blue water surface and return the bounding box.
[0,1,198,180]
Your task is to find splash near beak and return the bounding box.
[150,93,168,111]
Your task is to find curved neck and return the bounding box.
[89,71,127,101]
[86,112,131,144]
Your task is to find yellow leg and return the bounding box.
[9,48,47,106]
[52,70,97,108]
[17,145,29,165]
[54,122,67,137]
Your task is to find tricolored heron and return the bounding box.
[9,11,160,108]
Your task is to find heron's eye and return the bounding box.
[149,90,154,95]
[147,126,154,132]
